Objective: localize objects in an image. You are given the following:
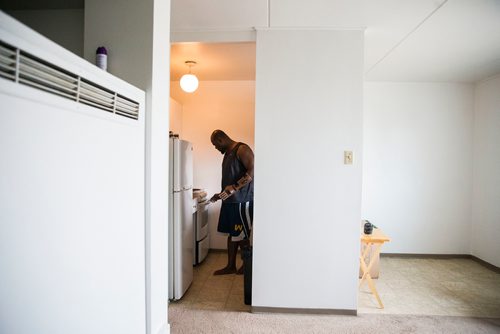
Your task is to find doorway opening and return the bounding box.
[168,41,256,312]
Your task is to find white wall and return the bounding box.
[84,1,171,333]
[253,29,364,311]
[362,82,474,254]
[471,75,500,267]
[0,13,146,333]
[171,81,255,249]
[169,97,183,136]
[6,9,84,56]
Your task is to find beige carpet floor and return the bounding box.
[169,306,500,333]
[169,252,500,333]
[359,257,500,317]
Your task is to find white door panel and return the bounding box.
[180,140,193,190]
[177,189,193,298]
[171,138,181,191]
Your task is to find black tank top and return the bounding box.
[221,142,254,203]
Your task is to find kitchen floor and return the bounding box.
[169,251,250,312]
[170,252,500,318]
[359,257,500,318]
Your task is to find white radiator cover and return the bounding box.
[0,11,147,334]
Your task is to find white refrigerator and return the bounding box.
[168,136,194,300]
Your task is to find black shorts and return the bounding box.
[217,201,253,241]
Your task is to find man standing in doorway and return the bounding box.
[209,130,254,275]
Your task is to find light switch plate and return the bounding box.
[344,151,353,165]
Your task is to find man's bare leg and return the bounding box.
[214,235,238,275]
[236,239,250,275]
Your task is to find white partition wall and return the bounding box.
[0,12,146,334]
[472,75,500,267]
[84,1,171,333]
[253,29,364,312]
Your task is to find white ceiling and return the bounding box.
[170,42,255,81]
[363,0,449,73]
[365,0,500,82]
[170,0,500,83]
[171,0,267,31]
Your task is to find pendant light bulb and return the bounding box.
[180,61,199,93]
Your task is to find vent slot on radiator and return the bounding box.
[19,52,79,101]
[0,40,140,120]
[0,42,17,81]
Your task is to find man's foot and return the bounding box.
[213,267,236,275]
[236,265,244,275]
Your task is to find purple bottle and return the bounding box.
[96,46,108,71]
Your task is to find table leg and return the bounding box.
[359,243,384,308]
[366,273,384,308]
[360,243,379,286]
[361,242,371,259]
[359,255,369,287]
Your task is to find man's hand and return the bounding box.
[209,193,221,202]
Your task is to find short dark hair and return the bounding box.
[211,129,230,141]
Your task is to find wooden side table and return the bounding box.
[360,228,390,308]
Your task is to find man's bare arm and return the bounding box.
[233,144,254,190]
[218,145,254,201]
